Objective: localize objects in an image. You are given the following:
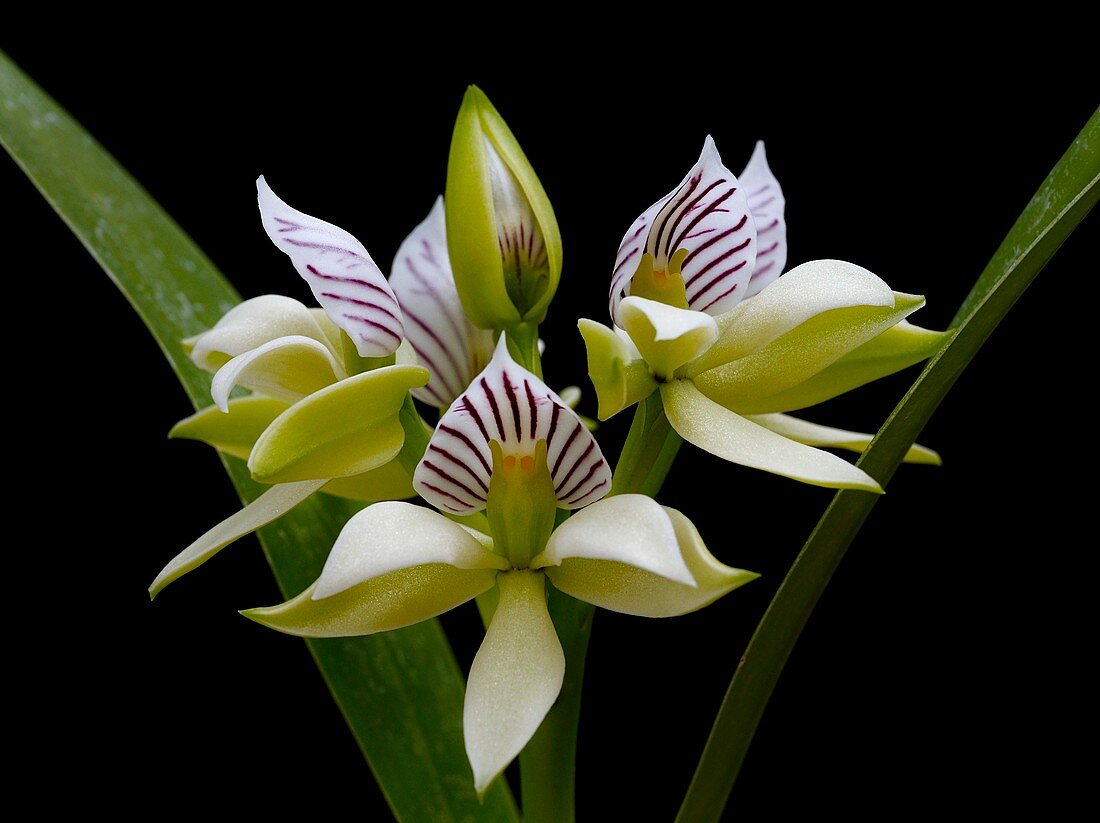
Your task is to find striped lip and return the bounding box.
[413,337,613,515]
[610,136,758,323]
[739,141,788,298]
[389,197,495,408]
[257,176,405,359]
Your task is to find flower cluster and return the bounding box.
[152,85,945,791]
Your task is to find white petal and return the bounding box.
[257,176,405,358]
[533,494,694,586]
[209,335,345,411]
[661,380,882,492]
[414,337,612,514]
[740,141,788,298]
[541,504,758,617]
[190,295,330,372]
[690,259,898,374]
[389,197,494,408]
[611,136,757,322]
[149,479,325,597]
[313,501,506,599]
[745,413,941,465]
[618,296,718,378]
[464,571,564,795]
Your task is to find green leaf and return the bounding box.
[0,51,518,822]
[675,108,1100,823]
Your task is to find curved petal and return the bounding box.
[257,176,405,357]
[740,141,788,297]
[745,321,949,413]
[414,337,612,514]
[210,335,344,411]
[661,380,882,492]
[389,197,494,408]
[321,461,417,502]
[189,295,330,372]
[540,503,759,617]
[611,136,756,322]
[169,396,290,460]
[149,479,325,598]
[745,413,941,465]
[533,494,693,585]
[464,571,564,795]
[313,501,505,599]
[577,318,657,420]
[618,296,718,379]
[249,364,429,483]
[689,259,897,374]
[241,567,499,639]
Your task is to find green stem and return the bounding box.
[518,389,681,821]
[675,109,1100,823]
[506,322,543,378]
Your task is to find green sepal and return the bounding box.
[248,364,429,483]
[169,396,290,460]
[578,319,657,420]
[322,462,417,503]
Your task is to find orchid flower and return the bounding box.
[244,338,757,793]
[445,86,562,331]
[150,180,437,596]
[581,138,947,492]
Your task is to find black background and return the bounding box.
[6,38,1096,819]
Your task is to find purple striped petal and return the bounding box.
[610,136,757,322]
[740,141,788,298]
[414,338,612,515]
[257,177,405,358]
[389,197,495,408]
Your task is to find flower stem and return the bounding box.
[506,322,543,378]
[518,389,682,820]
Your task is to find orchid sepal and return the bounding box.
[745,413,941,465]
[577,318,657,420]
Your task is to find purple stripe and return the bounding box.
[429,444,489,491]
[409,342,461,399]
[419,481,473,510]
[459,398,491,443]
[671,189,738,253]
[750,261,776,282]
[555,439,596,494]
[612,246,640,276]
[341,314,403,342]
[440,423,492,475]
[417,381,449,406]
[550,420,583,476]
[304,263,397,302]
[547,403,563,447]
[404,305,466,393]
[681,226,737,268]
[502,372,523,440]
[480,377,506,439]
[689,261,748,301]
[403,258,472,361]
[649,175,702,258]
[319,292,400,322]
[697,283,739,313]
[757,218,781,236]
[563,473,608,505]
[684,238,752,288]
[525,381,539,437]
[749,184,770,197]
[616,221,647,256]
[663,179,724,258]
[422,461,487,502]
[752,195,776,210]
[757,241,780,258]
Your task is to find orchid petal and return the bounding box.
[618,296,718,379]
[257,176,404,357]
[611,136,756,322]
[740,141,788,297]
[538,501,759,617]
[321,461,417,502]
[533,494,693,585]
[248,364,429,483]
[169,396,290,460]
[745,413,941,465]
[389,197,494,408]
[747,321,949,413]
[694,292,925,414]
[241,567,499,639]
[189,295,330,372]
[312,502,505,599]
[149,479,325,598]
[577,318,657,420]
[464,571,564,795]
[661,380,882,492]
[689,259,898,374]
[209,334,344,412]
[414,338,612,514]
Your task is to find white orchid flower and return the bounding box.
[582,138,947,492]
[244,338,757,793]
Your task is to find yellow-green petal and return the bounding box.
[209,334,344,411]
[578,318,657,420]
[321,461,417,502]
[745,413,941,465]
[248,364,428,483]
[618,296,719,379]
[189,294,330,372]
[169,396,290,460]
[661,379,882,492]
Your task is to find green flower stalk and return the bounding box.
[582,138,947,492]
[445,86,562,331]
[245,338,757,793]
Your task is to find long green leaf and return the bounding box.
[676,108,1100,822]
[0,51,517,823]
